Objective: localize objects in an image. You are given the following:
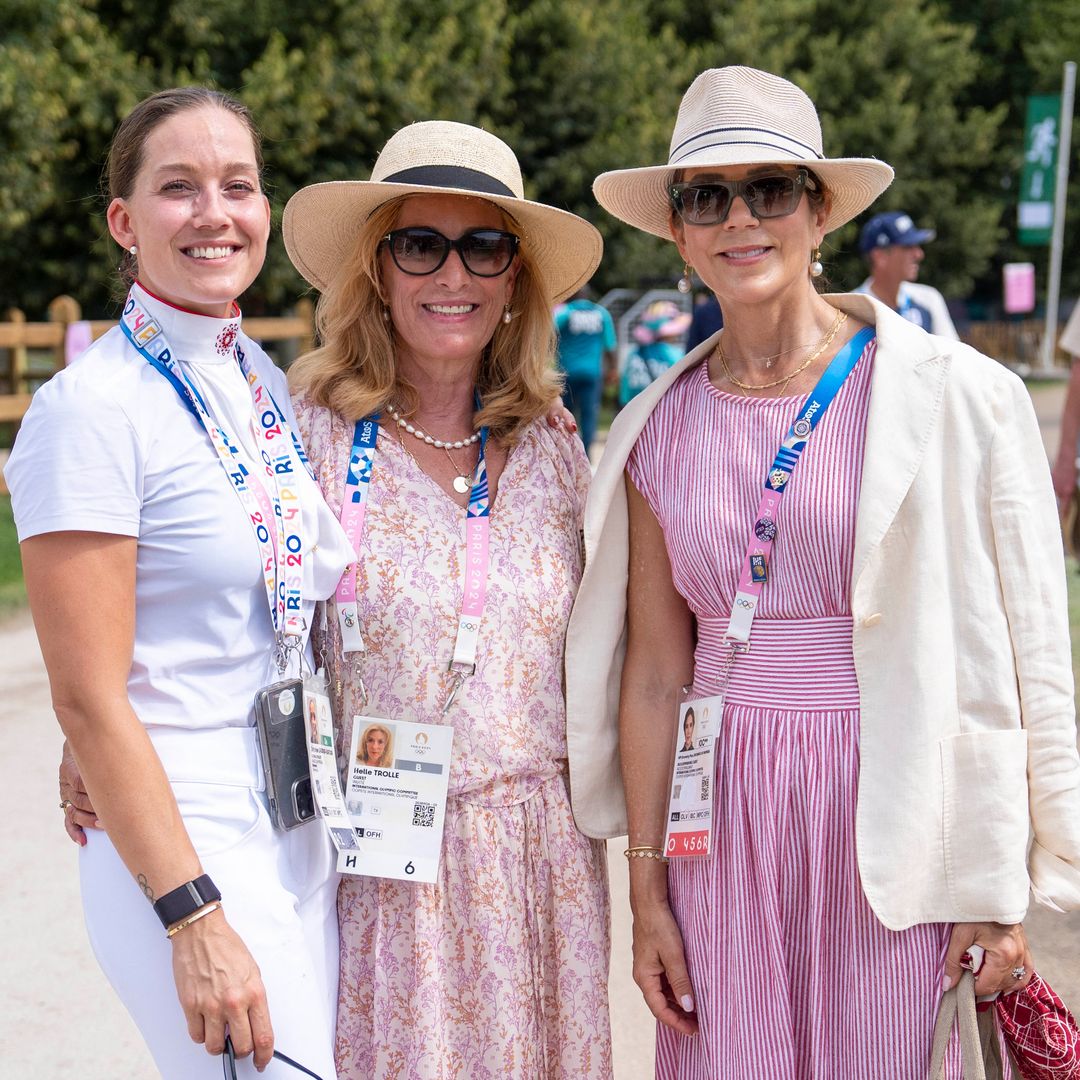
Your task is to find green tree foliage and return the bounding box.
[944,0,1080,303]
[0,0,1065,314]
[648,0,1006,298]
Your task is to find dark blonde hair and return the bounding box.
[288,195,560,443]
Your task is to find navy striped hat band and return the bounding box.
[670,125,824,165]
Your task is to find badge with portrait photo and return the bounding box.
[339,715,453,883]
[663,694,722,858]
[302,671,359,852]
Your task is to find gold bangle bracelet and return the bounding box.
[166,901,222,939]
[624,846,669,862]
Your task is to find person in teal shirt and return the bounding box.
[620,300,690,407]
[555,286,617,455]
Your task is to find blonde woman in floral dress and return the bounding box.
[283,121,613,1079]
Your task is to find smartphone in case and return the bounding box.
[253,679,316,831]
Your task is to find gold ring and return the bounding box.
[60,799,74,812]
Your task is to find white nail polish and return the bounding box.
[680,994,694,1012]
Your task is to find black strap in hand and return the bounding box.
[222,1035,324,1080]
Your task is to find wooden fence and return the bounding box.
[0,295,315,494]
[0,295,315,421]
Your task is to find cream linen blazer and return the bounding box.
[565,292,1080,930]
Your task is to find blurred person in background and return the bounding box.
[856,210,959,339]
[684,290,723,352]
[555,284,617,456]
[619,299,690,407]
[1051,301,1080,515]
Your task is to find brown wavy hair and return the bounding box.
[288,196,560,443]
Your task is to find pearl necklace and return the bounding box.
[388,405,481,450]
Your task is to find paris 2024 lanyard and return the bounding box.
[120,289,309,673]
[725,324,875,660]
[334,411,491,714]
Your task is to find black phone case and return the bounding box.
[253,679,315,831]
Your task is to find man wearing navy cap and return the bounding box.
[856,211,959,339]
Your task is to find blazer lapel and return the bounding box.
[827,293,952,589]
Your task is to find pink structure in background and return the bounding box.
[1004,262,1036,315]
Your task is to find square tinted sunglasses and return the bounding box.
[669,169,817,226]
[382,226,520,277]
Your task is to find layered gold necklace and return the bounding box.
[717,310,848,397]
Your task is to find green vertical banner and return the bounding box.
[1018,94,1061,245]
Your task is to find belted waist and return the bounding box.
[695,615,860,710]
[148,725,266,789]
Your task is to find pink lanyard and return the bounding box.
[335,414,491,712]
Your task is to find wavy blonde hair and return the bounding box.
[288,196,560,443]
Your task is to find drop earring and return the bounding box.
[502,304,512,325]
[382,306,391,323]
[810,248,823,278]
[677,263,693,294]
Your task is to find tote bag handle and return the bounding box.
[929,971,1007,1080]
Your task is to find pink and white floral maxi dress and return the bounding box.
[296,401,612,1080]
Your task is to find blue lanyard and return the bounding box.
[764,325,875,494]
[728,324,874,644]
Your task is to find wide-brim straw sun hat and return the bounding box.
[593,66,894,240]
[283,120,602,304]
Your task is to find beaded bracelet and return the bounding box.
[624,846,669,863]
[166,901,222,939]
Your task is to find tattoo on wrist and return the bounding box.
[137,874,155,902]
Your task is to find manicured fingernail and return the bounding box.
[681,994,694,1012]
[941,976,953,992]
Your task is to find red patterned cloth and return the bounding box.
[996,973,1080,1080]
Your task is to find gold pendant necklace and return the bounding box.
[395,423,474,497]
[718,310,848,395]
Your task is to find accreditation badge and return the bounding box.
[302,671,361,855]
[338,714,453,883]
[663,694,722,859]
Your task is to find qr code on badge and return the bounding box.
[412,802,436,828]
[700,776,710,802]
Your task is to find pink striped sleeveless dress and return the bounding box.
[626,342,984,1079]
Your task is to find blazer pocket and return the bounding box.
[940,730,1029,916]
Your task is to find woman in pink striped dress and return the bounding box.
[565,66,1080,1078]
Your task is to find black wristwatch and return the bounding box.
[152,874,221,929]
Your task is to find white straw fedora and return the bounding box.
[283,120,603,303]
[593,66,894,240]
